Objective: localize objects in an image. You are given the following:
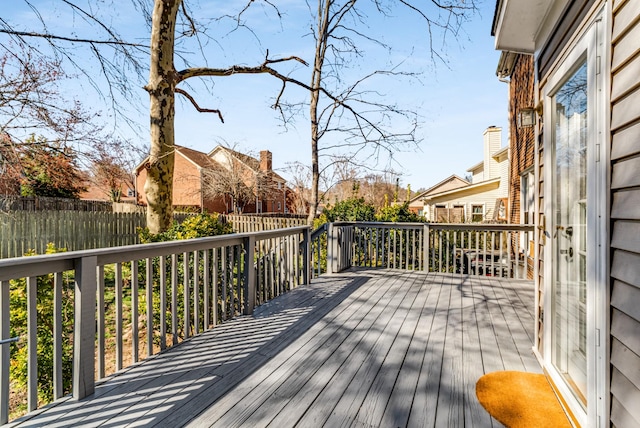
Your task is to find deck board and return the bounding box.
[12,270,540,428]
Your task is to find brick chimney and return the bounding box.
[260,150,272,172]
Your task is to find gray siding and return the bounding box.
[610,0,640,426]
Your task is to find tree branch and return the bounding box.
[175,88,224,123]
[0,29,148,48]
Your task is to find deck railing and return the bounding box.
[0,221,533,424]
[0,226,309,423]
[314,222,534,279]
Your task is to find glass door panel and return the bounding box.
[552,60,588,405]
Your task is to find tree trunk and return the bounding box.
[144,0,180,234]
[307,0,330,226]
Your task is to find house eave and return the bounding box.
[492,0,569,54]
[423,177,501,201]
[492,146,509,160]
[467,161,484,173]
[496,51,519,79]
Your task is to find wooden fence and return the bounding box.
[222,214,307,233]
[0,211,194,259]
[0,196,115,212]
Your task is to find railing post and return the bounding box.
[243,235,256,315]
[302,227,311,285]
[423,224,430,272]
[73,255,97,400]
[327,223,335,274]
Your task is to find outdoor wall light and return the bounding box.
[518,107,536,128]
[517,102,543,129]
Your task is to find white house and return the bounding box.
[422,126,509,223]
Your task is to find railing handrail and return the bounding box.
[310,223,328,240]
[0,226,311,282]
[329,221,534,232]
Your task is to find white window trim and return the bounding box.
[470,203,485,223]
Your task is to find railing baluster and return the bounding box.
[491,232,496,277]
[0,281,9,425]
[193,251,200,335]
[221,246,227,321]
[146,258,153,357]
[183,252,190,339]
[97,267,105,380]
[53,272,64,398]
[212,248,218,327]
[453,231,458,274]
[507,231,512,279]
[27,276,37,411]
[171,254,178,346]
[438,231,443,273]
[115,263,123,370]
[204,250,210,330]
[131,260,139,363]
[160,256,167,350]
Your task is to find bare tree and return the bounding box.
[284,162,312,215]
[0,44,107,177]
[87,139,140,202]
[200,148,256,214]
[298,0,477,224]
[2,0,476,232]
[1,1,311,232]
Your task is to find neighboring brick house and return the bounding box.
[135,145,289,214]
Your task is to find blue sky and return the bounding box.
[3,1,507,191]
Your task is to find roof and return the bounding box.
[134,145,216,173]
[496,51,519,79]
[492,146,509,160]
[423,177,501,201]
[176,146,217,169]
[408,175,470,204]
[209,145,286,182]
[492,0,570,53]
[467,161,484,173]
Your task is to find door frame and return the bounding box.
[541,7,609,427]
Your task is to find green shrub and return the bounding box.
[376,202,424,223]
[138,213,233,243]
[322,197,376,222]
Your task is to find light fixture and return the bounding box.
[518,107,536,128]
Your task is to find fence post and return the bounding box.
[423,224,430,272]
[243,235,256,315]
[302,227,311,285]
[73,255,97,399]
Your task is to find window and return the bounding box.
[277,202,281,211]
[521,170,534,224]
[471,204,484,223]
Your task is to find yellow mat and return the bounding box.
[476,371,572,428]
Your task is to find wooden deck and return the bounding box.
[13,269,540,428]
